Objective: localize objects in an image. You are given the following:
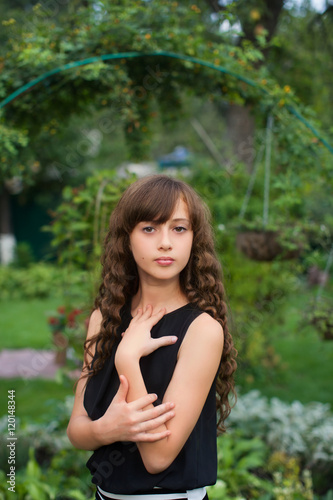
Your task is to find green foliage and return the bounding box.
[272,465,314,500]
[44,169,135,270]
[0,119,29,180]
[306,297,333,341]
[11,241,35,268]
[0,396,93,498]
[215,431,272,499]
[0,262,87,300]
[268,3,333,130]
[0,0,332,188]
[228,390,333,493]
[0,447,94,500]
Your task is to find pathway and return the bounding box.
[0,348,67,379]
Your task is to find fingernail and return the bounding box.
[172,336,178,342]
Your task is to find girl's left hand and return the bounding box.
[116,305,178,363]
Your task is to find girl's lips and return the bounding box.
[155,258,174,266]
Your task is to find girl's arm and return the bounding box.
[115,306,223,474]
[66,309,176,451]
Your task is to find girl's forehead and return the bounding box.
[138,197,190,223]
[169,198,190,219]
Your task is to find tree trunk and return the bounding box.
[0,187,16,265]
[226,104,256,173]
[205,0,285,171]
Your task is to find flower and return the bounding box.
[47,306,82,334]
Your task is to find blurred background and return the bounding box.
[0,0,333,498]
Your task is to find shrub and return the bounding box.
[0,263,88,300]
[227,390,333,493]
[44,170,135,270]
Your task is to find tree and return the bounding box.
[0,0,332,262]
[268,1,333,129]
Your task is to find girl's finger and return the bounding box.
[141,304,153,319]
[131,397,174,414]
[148,307,166,326]
[134,429,171,442]
[153,336,178,349]
[112,375,129,403]
[140,410,175,431]
[131,308,142,322]
[130,392,158,411]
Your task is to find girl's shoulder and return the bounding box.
[87,309,103,340]
[180,309,224,354]
[192,311,223,337]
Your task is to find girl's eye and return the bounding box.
[174,226,187,233]
[142,226,155,233]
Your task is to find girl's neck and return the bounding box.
[131,282,188,316]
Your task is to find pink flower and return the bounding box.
[48,317,59,325]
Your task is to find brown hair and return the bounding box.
[84,174,237,432]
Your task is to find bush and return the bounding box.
[227,390,333,493]
[44,170,135,270]
[0,263,89,300]
[0,447,93,500]
[0,397,93,499]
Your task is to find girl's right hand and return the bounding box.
[115,305,177,368]
[96,375,175,445]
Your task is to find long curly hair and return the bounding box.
[83,174,237,433]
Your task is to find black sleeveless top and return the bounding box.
[84,302,219,494]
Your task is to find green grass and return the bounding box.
[0,297,64,349]
[0,296,80,422]
[238,289,333,408]
[0,378,74,423]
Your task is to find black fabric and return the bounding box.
[84,302,218,494]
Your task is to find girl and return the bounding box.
[67,174,237,500]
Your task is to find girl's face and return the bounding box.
[129,198,193,284]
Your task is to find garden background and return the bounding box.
[0,0,333,498]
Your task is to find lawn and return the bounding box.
[0,378,74,424]
[237,288,333,407]
[240,326,333,407]
[0,297,63,349]
[0,296,80,423]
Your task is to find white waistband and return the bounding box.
[97,486,206,500]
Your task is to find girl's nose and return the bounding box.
[158,229,172,250]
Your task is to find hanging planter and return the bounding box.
[236,229,303,262]
[306,246,333,340]
[236,113,305,261]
